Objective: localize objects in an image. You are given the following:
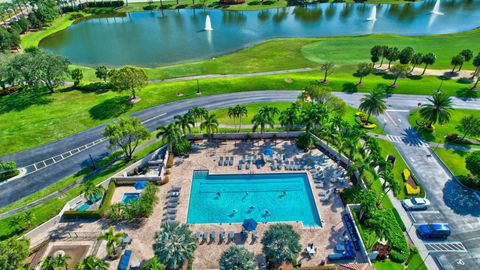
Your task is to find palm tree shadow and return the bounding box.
[442,179,480,217]
[456,87,479,100]
[0,90,53,113]
[89,96,133,120]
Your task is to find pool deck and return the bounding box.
[31,139,367,269]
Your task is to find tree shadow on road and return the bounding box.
[89,96,133,120]
[442,179,480,217]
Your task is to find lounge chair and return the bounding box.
[168,192,180,197]
[166,209,177,214]
[122,234,133,246]
[228,231,235,241]
[195,232,203,242]
[245,160,250,170]
[218,156,224,166]
[171,186,181,192]
[252,231,258,241]
[270,161,276,171]
[229,157,234,166]
[210,231,216,242]
[237,160,243,170]
[165,214,176,220]
[277,160,282,170]
[202,232,208,241]
[224,157,229,166]
[167,203,178,208]
[220,231,226,242]
[316,182,324,189]
[169,197,179,203]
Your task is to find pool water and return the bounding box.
[122,193,140,204]
[76,202,90,211]
[187,171,321,227]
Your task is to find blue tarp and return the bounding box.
[242,218,258,231]
[118,250,132,270]
[134,181,147,190]
[262,148,274,156]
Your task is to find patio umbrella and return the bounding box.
[242,218,258,232]
[262,148,274,156]
[134,180,147,190]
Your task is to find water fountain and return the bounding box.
[204,15,213,31]
[431,0,444,15]
[366,6,377,21]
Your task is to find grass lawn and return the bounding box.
[21,14,79,49]
[409,109,480,146]
[374,261,404,270]
[406,250,428,270]
[432,147,470,177]
[0,68,473,155]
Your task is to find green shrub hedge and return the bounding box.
[391,208,406,232]
[85,1,124,8]
[63,182,115,219]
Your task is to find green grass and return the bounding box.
[0,140,164,240]
[406,250,428,270]
[21,14,78,49]
[374,261,405,270]
[0,69,473,155]
[432,147,470,177]
[409,108,480,146]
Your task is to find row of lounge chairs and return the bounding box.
[218,156,234,166]
[195,230,258,244]
[163,186,181,223]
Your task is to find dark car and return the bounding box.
[417,223,451,239]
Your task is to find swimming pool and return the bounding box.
[187,171,321,227]
[122,193,140,204]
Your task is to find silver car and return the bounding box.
[401,198,431,210]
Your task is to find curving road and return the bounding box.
[1,90,480,207]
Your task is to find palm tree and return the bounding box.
[355,189,377,223]
[279,104,299,131]
[421,53,436,75]
[219,246,256,270]
[236,105,248,131]
[82,182,105,203]
[419,93,453,129]
[227,106,238,130]
[355,62,372,85]
[156,123,182,152]
[300,103,328,133]
[153,222,197,270]
[358,88,387,123]
[252,107,277,137]
[53,254,71,270]
[174,114,194,134]
[410,52,423,73]
[141,257,166,270]
[187,107,208,127]
[261,224,301,269]
[450,55,465,73]
[75,256,109,270]
[390,63,410,86]
[200,113,219,139]
[40,256,55,270]
[97,227,125,258]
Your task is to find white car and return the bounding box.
[401,198,430,211]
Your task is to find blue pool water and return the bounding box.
[76,202,90,211]
[187,171,321,227]
[122,193,140,204]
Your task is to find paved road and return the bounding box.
[381,110,480,270]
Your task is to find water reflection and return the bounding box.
[40,0,480,66]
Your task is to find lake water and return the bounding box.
[39,0,480,67]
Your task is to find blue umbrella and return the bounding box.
[262,148,274,156]
[134,180,147,190]
[242,218,257,231]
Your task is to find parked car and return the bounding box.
[401,197,430,210]
[417,223,451,239]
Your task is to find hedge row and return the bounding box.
[384,209,409,262]
[85,1,125,8]
[0,169,19,182]
[63,182,115,219]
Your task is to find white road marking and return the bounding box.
[141,113,167,124]
[386,109,410,112]
[384,111,398,127]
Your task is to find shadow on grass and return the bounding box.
[408,75,423,81]
[456,87,479,99]
[456,77,474,84]
[342,82,358,93]
[89,96,133,120]
[0,89,52,113]
[262,0,276,5]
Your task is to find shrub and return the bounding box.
[85,1,125,8]
[466,151,480,177]
[63,181,115,219]
[445,133,460,142]
[391,208,406,232]
[405,183,421,195]
[296,133,313,151]
[457,175,480,191]
[339,187,362,205]
[69,13,85,21]
[106,182,158,221]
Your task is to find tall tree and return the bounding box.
[103,117,150,161]
[472,53,480,80]
[450,54,465,73]
[419,93,453,129]
[235,105,248,131]
[320,61,335,83]
[154,222,197,270]
[173,114,194,134]
[95,65,108,82]
[355,189,377,223]
[261,224,301,268]
[421,52,436,75]
[70,68,83,87]
[227,106,239,130]
[358,88,387,123]
[370,45,383,67]
[456,115,480,139]
[0,238,30,270]
[109,66,148,100]
[300,103,328,133]
[279,104,299,131]
[465,151,480,178]
[458,49,473,71]
[385,47,400,69]
[97,227,125,258]
[74,256,109,270]
[200,113,219,139]
[187,107,208,127]
[355,62,373,85]
[252,106,279,136]
[156,123,182,152]
[36,50,70,92]
[219,246,256,270]
[399,46,414,65]
[410,52,423,72]
[390,63,410,86]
